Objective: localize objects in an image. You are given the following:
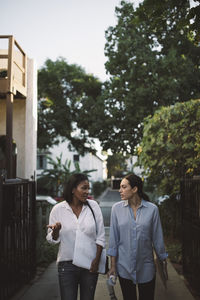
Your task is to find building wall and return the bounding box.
[78,152,104,182]
[24,58,37,179]
[13,99,26,177]
[0,98,26,177]
[37,140,105,183]
[0,101,6,132]
[0,58,37,179]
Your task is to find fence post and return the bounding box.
[0,177,3,300]
[181,177,200,296]
[0,176,3,239]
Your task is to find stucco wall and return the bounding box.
[37,140,105,183]
[0,100,6,133]
[0,57,37,179]
[0,98,26,176]
[24,58,37,179]
[14,99,26,177]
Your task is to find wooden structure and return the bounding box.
[0,35,27,178]
[0,178,36,300]
[0,36,37,300]
[181,177,200,296]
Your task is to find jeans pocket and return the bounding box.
[58,261,73,274]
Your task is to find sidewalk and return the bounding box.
[11,259,195,300]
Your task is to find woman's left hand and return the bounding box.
[90,258,99,273]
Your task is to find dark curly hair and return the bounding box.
[63,173,89,203]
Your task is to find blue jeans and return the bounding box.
[58,261,98,300]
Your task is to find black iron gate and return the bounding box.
[181,177,200,295]
[0,178,36,300]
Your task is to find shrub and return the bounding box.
[166,241,182,264]
[36,240,58,267]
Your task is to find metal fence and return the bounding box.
[181,177,200,295]
[0,178,36,300]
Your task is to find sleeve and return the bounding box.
[152,206,168,260]
[46,205,61,244]
[92,201,105,248]
[107,204,119,257]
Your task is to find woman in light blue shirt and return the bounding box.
[107,173,168,300]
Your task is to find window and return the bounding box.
[73,154,79,162]
[37,155,47,170]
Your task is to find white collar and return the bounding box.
[123,199,148,207]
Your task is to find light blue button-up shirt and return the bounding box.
[107,199,168,284]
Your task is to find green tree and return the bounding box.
[136,99,200,197]
[37,153,97,197]
[138,0,200,45]
[38,58,102,154]
[37,2,200,156]
[186,0,200,44]
[99,0,200,153]
[107,153,128,178]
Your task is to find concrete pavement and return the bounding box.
[11,259,195,300]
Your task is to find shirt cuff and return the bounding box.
[107,248,117,256]
[158,252,168,260]
[46,231,60,244]
[96,239,105,248]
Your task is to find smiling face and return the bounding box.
[119,178,137,201]
[72,180,90,203]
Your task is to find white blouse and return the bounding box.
[46,199,105,263]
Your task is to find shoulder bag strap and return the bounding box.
[87,201,97,234]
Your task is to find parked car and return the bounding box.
[54,196,64,202]
[36,195,57,205]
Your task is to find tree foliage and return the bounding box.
[187,0,200,44]
[137,0,200,44]
[99,0,200,153]
[38,58,102,154]
[37,2,200,156]
[107,153,129,178]
[136,99,200,196]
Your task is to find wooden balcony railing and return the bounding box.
[0,35,27,98]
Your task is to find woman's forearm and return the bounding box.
[95,244,103,262]
[110,256,116,268]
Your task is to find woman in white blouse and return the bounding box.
[46,173,105,300]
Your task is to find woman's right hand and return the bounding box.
[47,222,61,240]
[107,256,117,277]
[107,266,117,278]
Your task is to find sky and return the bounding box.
[0,0,140,81]
[1,0,195,80]
[0,0,141,158]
